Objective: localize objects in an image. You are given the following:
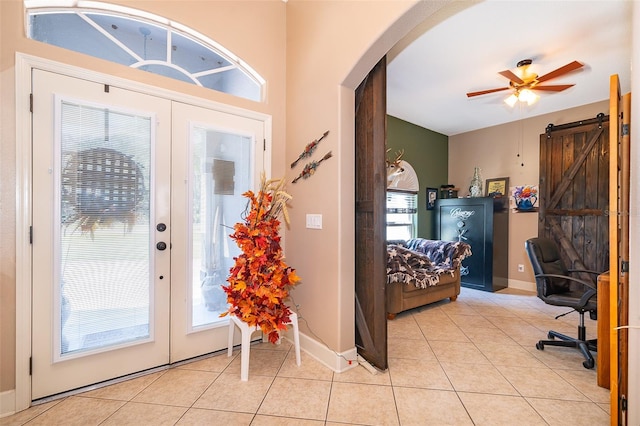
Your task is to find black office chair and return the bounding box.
[525,237,600,369]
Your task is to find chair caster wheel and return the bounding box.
[536,342,544,350]
[583,359,595,369]
[547,332,555,339]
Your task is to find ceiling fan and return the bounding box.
[466,59,584,106]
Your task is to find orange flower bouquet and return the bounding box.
[221,174,300,343]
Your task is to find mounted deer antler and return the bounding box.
[386,149,405,186]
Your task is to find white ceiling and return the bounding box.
[387,1,632,136]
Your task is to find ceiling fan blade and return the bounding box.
[532,84,575,92]
[536,61,583,83]
[466,87,509,97]
[498,70,524,85]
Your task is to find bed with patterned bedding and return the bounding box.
[386,238,472,319]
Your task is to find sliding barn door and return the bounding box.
[354,56,387,370]
[538,115,610,275]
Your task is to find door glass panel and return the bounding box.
[57,100,153,357]
[190,127,252,329]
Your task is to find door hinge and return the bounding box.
[621,260,629,273]
[621,395,627,411]
[29,93,33,113]
[29,357,32,375]
[263,139,266,151]
[29,226,33,244]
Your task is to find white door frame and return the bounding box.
[14,53,272,412]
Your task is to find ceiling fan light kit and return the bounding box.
[467,59,583,107]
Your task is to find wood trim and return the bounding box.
[608,74,620,425]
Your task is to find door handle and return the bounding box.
[156,223,167,232]
[156,242,167,251]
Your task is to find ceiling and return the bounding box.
[386,1,632,137]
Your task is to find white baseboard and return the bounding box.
[0,389,16,418]
[508,279,536,293]
[281,329,358,373]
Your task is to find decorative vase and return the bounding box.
[469,167,483,197]
[515,196,537,211]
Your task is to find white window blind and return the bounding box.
[386,190,417,241]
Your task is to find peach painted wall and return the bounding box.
[283,0,455,353]
[0,0,287,394]
[448,101,609,290]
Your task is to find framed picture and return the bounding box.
[426,187,438,210]
[485,177,509,197]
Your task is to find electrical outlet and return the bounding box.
[518,264,525,273]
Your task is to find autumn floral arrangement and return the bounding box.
[221,174,301,343]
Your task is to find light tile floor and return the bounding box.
[1,287,610,425]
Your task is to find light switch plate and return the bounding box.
[306,214,322,229]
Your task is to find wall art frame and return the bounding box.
[426,187,438,210]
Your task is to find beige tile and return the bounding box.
[597,402,610,415]
[387,316,424,340]
[448,313,495,329]
[554,368,610,404]
[526,397,611,425]
[78,371,164,401]
[132,368,217,407]
[485,315,531,330]
[327,381,398,425]
[176,352,235,372]
[475,342,545,367]
[458,392,547,426]
[387,336,436,360]
[418,323,470,342]
[461,326,519,346]
[252,339,293,352]
[0,399,63,426]
[251,415,324,425]
[225,347,287,378]
[440,362,518,395]
[412,309,455,327]
[439,302,480,316]
[276,350,333,381]
[429,340,491,364]
[470,305,516,317]
[257,377,331,421]
[101,401,187,425]
[176,408,254,425]
[24,396,124,426]
[332,363,392,386]
[193,372,273,413]
[497,365,590,401]
[393,386,473,425]
[388,358,452,390]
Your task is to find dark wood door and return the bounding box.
[538,114,610,276]
[354,56,387,370]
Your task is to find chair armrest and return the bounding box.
[534,273,597,308]
[577,287,597,308]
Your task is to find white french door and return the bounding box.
[170,102,264,362]
[31,70,265,399]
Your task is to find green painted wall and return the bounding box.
[387,115,448,239]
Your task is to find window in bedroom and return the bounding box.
[25,1,265,102]
[386,190,417,240]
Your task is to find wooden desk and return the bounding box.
[597,272,610,389]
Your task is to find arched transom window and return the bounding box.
[25,1,265,102]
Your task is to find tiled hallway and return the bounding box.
[1,287,610,425]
